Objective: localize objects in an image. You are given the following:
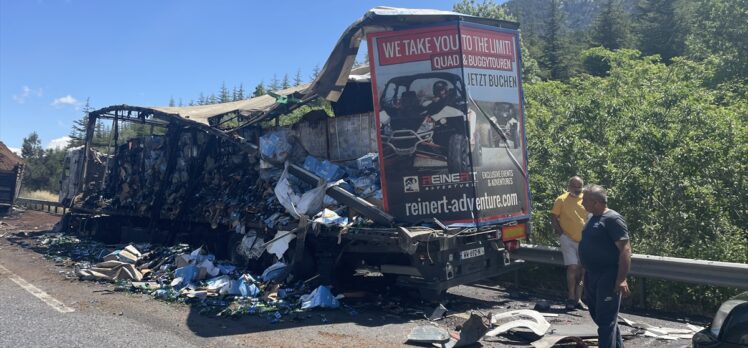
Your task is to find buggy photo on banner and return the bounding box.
[367,22,530,226]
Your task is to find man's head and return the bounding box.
[433,81,448,99]
[567,176,584,196]
[581,184,607,215]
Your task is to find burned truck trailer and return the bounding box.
[61,8,531,298]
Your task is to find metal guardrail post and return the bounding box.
[515,244,748,289]
[15,198,66,216]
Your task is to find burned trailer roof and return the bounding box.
[90,84,308,128]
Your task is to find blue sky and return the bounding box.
[0,0,462,152]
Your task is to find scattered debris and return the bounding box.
[450,313,490,348]
[300,285,340,310]
[619,315,701,340]
[428,303,449,321]
[406,325,450,345]
[531,335,587,348]
[533,300,551,312]
[486,309,551,337]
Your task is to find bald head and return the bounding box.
[567,176,584,196]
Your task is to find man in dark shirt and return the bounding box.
[578,185,632,348]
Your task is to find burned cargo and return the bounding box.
[0,141,24,215]
[59,7,531,299]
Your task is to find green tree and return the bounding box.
[634,0,686,63]
[310,64,321,81]
[168,96,175,107]
[20,133,66,192]
[591,0,633,50]
[236,84,245,100]
[21,132,42,159]
[253,81,266,97]
[219,82,230,103]
[69,98,93,147]
[686,0,748,84]
[294,69,303,86]
[269,74,280,91]
[281,74,290,89]
[541,0,572,80]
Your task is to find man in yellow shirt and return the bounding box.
[551,176,588,310]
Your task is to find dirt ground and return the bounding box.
[0,209,707,347]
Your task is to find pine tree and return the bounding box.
[541,0,572,80]
[591,0,632,50]
[294,69,303,86]
[310,64,321,81]
[269,74,280,91]
[189,100,195,106]
[208,94,217,104]
[219,82,230,103]
[169,96,175,107]
[198,93,206,105]
[21,132,43,159]
[634,0,684,62]
[237,84,245,100]
[231,86,238,101]
[178,98,183,107]
[281,74,290,89]
[69,97,92,147]
[253,82,266,97]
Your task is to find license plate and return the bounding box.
[461,247,485,260]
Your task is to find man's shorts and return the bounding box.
[559,233,580,266]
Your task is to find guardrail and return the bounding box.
[15,198,67,216]
[515,244,748,289]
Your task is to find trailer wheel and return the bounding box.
[448,133,470,172]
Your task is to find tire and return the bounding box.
[448,133,470,172]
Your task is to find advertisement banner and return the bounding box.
[367,22,530,226]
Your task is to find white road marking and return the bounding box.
[0,263,75,313]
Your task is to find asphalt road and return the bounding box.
[0,210,702,347]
